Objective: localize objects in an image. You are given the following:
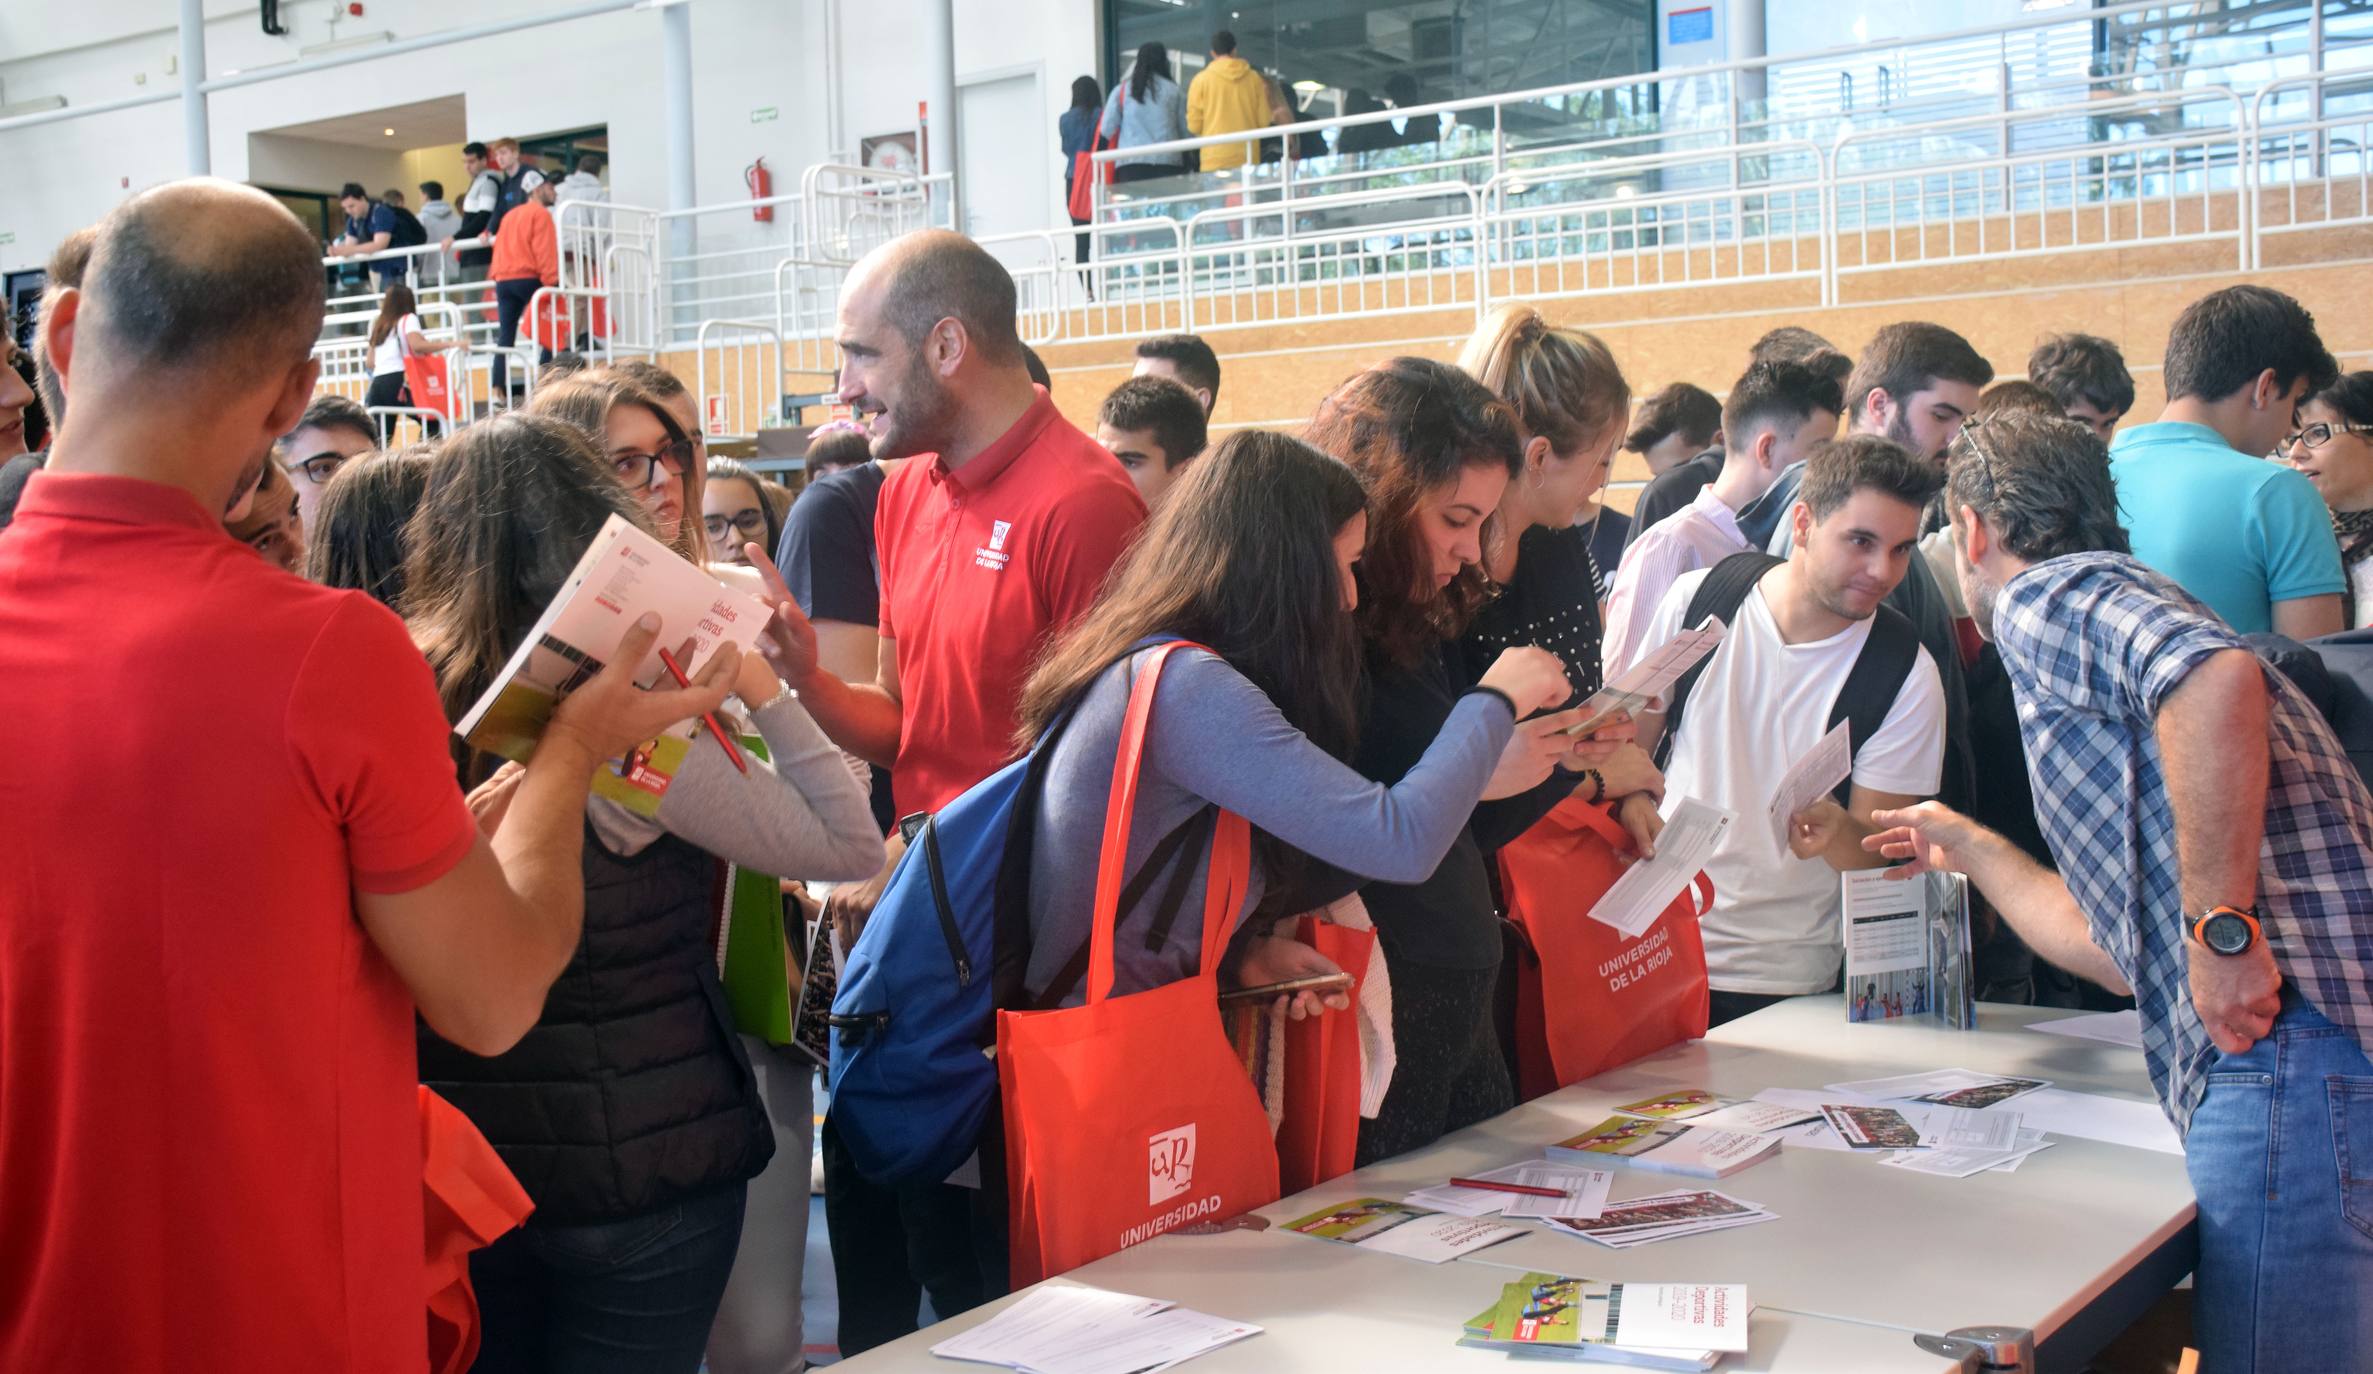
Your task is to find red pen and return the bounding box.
[1448,1177,1569,1199]
[656,645,748,775]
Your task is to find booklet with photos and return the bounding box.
[1548,1116,1782,1179]
[1460,1272,1744,1369]
[455,513,773,818]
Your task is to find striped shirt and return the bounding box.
[1994,552,2373,1130]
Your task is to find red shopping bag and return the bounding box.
[402,355,455,421]
[998,642,1281,1286]
[419,1086,534,1374]
[1273,914,1372,1195]
[1066,116,1113,222]
[1500,792,1712,1101]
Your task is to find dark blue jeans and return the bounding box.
[468,1181,747,1374]
[491,275,545,396]
[2186,994,2373,1371]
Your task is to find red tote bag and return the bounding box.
[998,642,1281,1287]
[1066,116,1113,222]
[1500,792,1712,1101]
[419,1086,534,1374]
[402,355,455,421]
[1272,914,1372,1195]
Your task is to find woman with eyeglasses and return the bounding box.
[702,456,784,569]
[2282,372,2373,627]
[527,373,707,562]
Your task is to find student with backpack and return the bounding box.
[329,181,418,287]
[1635,434,1948,1026]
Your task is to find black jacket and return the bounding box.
[419,824,774,1224]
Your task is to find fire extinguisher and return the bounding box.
[747,157,773,221]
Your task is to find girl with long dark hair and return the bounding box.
[1305,357,1623,1162]
[363,281,453,416]
[1012,429,1570,1007]
[1098,41,1189,183]
[1060,74,1104,280]
[404,413,881,1371]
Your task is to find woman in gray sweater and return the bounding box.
[1100,41,1190,183]
[1012,430,1571,1009]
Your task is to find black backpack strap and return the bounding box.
[1026,805,1219,1012]
[1825,604,1922,806]
[1653,551,1783,769]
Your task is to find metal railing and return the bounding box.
[691,318,786,444]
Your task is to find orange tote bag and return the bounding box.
[1501,792,1712,1100]
[1271,913,1372,1195]
[997,642,1281,1286]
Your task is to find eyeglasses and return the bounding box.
[703,508,770,543]
[611,439,695,490]
[287,452,351,485]
[1954,412,2003,496]
[2280,421,2373,453]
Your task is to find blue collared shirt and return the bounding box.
[1994,551,2373,1130]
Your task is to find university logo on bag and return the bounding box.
[1147,1123,1196,1204]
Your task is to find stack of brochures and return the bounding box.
[929,1285,1260,1374]
[1460,1272,1748,1369]
[1547,1115,1781,1179]
[1544,1190,1778,1249]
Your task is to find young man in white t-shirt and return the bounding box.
[1637,434,1949,1025]
[1604,358,1843,677]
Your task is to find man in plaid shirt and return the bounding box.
[1869,409,2373,1370]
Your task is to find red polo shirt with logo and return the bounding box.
[875,387,1147,816]
[0,471,477,1371]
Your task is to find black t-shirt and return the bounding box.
[774,461,894,831]
[1623,447,1723,551]
[775,462,887,627]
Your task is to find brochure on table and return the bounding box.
[1840,867,1974,1028]
[1550,1116,1781,1178]
[1282,1198,1526,1264]
[1461,1272,1746,1369]
[929,1285,1261,1374]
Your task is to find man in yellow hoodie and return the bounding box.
[1187,30,1285,174]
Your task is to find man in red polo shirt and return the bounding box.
[0,179,735,1373]
[753,228,1145,1351]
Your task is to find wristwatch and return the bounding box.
[2191,905,2262,956]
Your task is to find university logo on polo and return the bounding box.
[974,517,1015,572]
[1147,1123,1197,1204]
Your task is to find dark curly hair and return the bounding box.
[1304,357,1522,669]
[1944,411,2130,563]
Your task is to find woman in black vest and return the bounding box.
[405,414,884,1373]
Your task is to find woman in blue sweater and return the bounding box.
[1012,430,1572,1009]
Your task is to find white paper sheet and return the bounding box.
[932,1286,1262,1374]
[1838,871,1934,976]
[1356,1212,1528,1263]
[2029,1009,2147,1050]
[1588,798,1733,936]
[1566,615,1728,736]
[1881,1130,2055,1179]
[1498,1164,1617,1220]
[1825,1069,1993,1101]
[2009,1088,2183,1155]
[1924,1106,2024,1152]
[1403,1161,1538,1217]
[1767,720,1852,851]
[1687,1101,1825,1134]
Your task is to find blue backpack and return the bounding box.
[828,639,1217,1186]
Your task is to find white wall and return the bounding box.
[1,0,1102,277]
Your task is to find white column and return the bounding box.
[1731,0,1768,115]
[663,1,696,274]
[922,0,961,231]
[180,0,210,174]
